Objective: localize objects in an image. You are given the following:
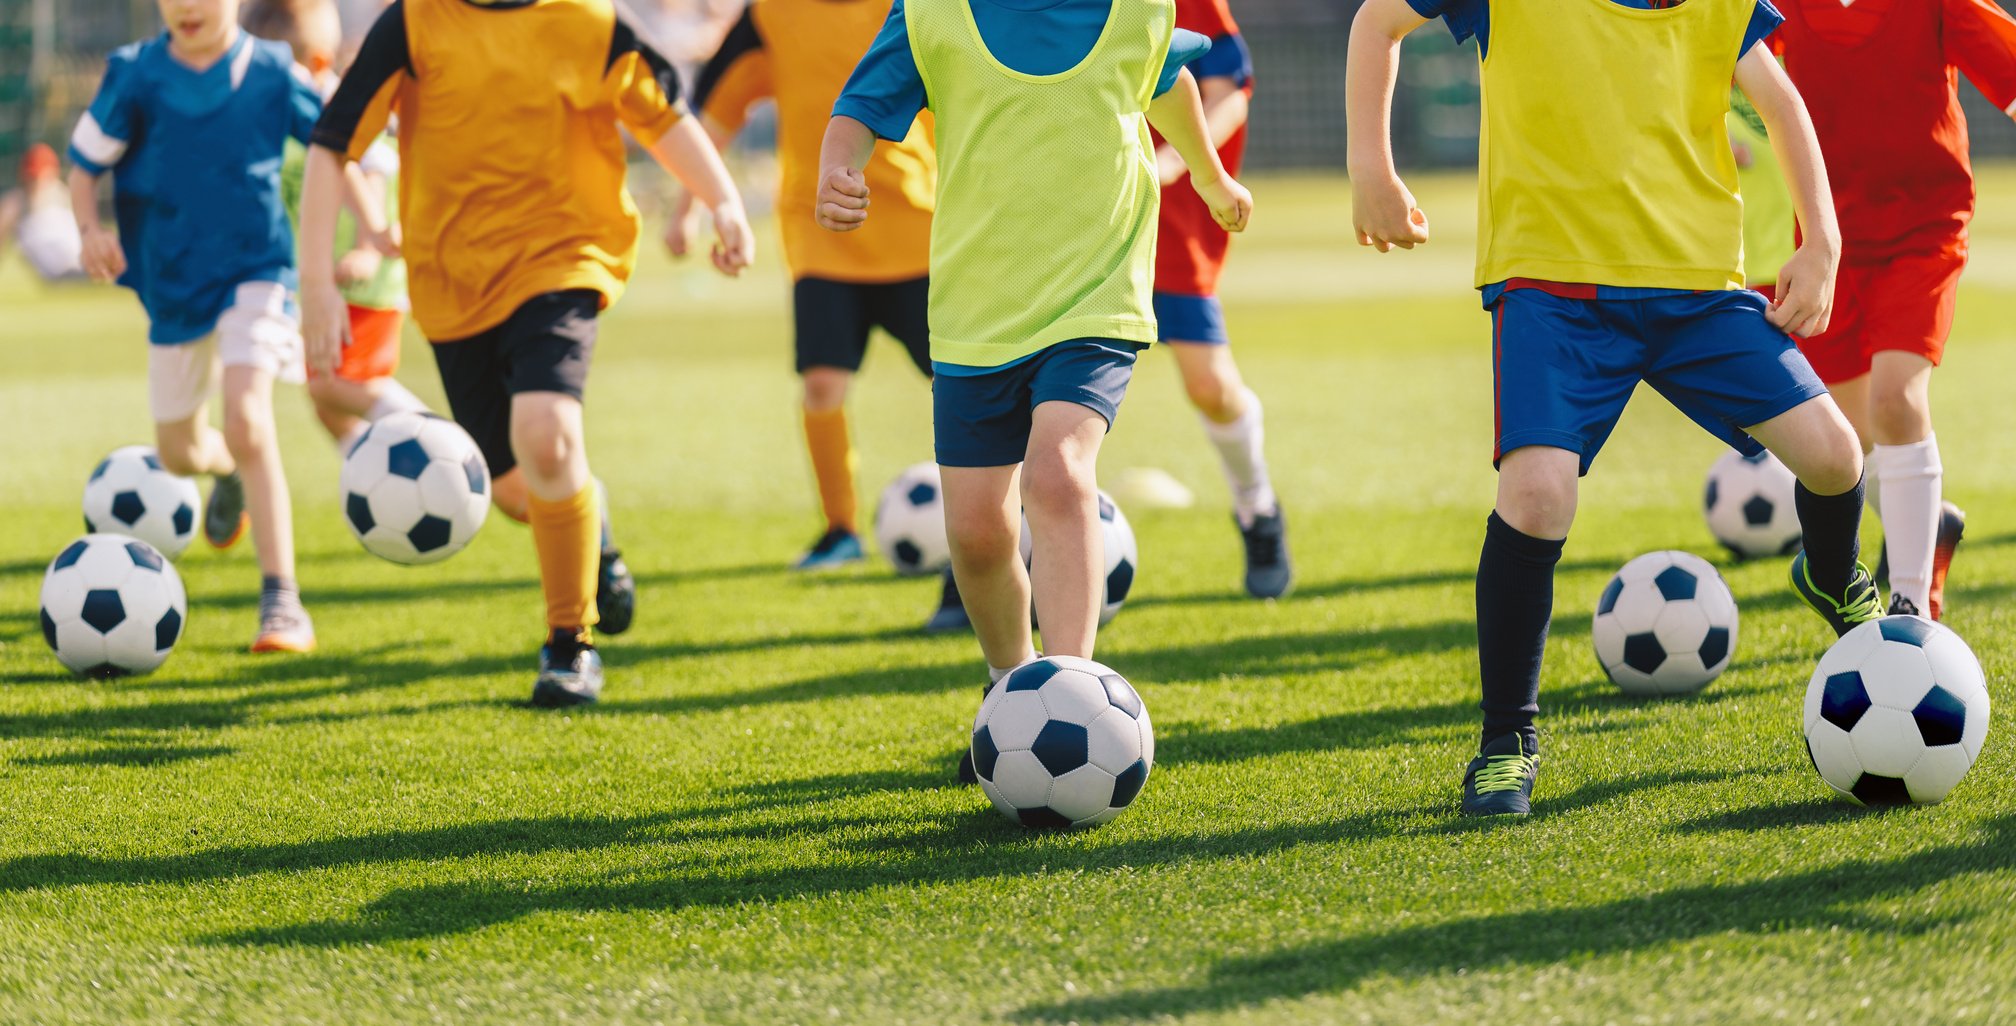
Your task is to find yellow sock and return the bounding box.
[527,483,600,630]
[803,406,859,533]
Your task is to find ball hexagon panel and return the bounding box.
[1048,764,1118,821]
[1855,643,1938,710]
[1848,706,1925,778]
[1085,708,1144,775]
[1037,669,1112,724]
[991,750,1054,809]
[1905,744,1975,804]
[1805,728,1861,798]
[984,691,1050,751]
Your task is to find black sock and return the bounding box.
[1476,512,1563,750]
[1794,473,1865,597]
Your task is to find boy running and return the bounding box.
[676,0,937,573]
[1772,0,2016,621]
[1348,0,1875,816]
[821,0,1250,732]
[69,0,322,652]
[300,0,753,706]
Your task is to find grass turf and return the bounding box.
[2,172,2013,1025]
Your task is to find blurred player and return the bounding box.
[822,0,1250,777]
[1773,0,2016,621]
[0,145,86,282]
[68,0,322,653]
[676,0,937,574]
[1349,0,1873,816]
[300,0,753,706]
[1730,91,1794,296]
[1153,0,1291,600]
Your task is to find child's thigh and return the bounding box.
[1642,290,1828,459]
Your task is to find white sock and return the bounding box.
[366,379,427,420]
[988,651,1040,685]
[1873,434,1942,611]
[1202,388,1276,525]
[1864,468,1881,519]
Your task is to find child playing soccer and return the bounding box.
[675,0,937,574]
[69,0,323,652]
[300,0,753,706]
[1772,0,2016,622]
[1348,0,1876,816]
[821,0,1251,731]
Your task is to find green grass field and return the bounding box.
[2,172,2013,1025]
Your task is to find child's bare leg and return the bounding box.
[308,374,378,441]
[1748,394,1868,600]
[221,365,295,580]
[154,411,235,478]
[1021,401,1109,660]
[942,464,1036,672]
[491,467,532,523]
[1495,445,1579,541]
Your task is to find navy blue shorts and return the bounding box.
[933,339,1146,468]
[1154,291,1229,344]
[1491,288,1828,474]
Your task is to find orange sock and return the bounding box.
[803,405,858,533]
[527,483,600,630]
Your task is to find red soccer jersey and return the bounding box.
[1157,0,1252,296]
[1776,0,2016,264]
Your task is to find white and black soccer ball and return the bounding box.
[1803,616,1990,806]
[39,534,187,678]
[339,412,491,565]
[1592,550,1739,696]
[81,446,201,560]
[1020,491,1139,625]
[970,656,1154,829]
[874,461,950,576]
[1704,449,1801,560]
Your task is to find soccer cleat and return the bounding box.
[1928,502,1965,622]
[532,629,604,707]
[1789,552,1882,638]
[1462,732,1539,817]
[251,600,316,654]
[792,528,866,571]
[923,569,971,633]
[1238,507,1293,599]
[204,472,248,549]
[597,548,636,636]
[1889,595,1922,618]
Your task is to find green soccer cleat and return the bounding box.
[1789,551,1882,638]
[1462,733,1539,817]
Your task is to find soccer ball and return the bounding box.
[874,461,950,576]
[1020,490,1139,625]
[39,534,187,678]
[970,656,1154,828]
[1591,550,1739,696]
[1704,449,1801,560]
[81,446,201,559]
[339,412,491,565]
[1803,616,1990,805]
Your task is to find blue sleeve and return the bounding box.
[1742,0,1783,59]
[1405,0,1489,51]
[69,48,141,174]
[1189,32,1252,88]
[1154,28,1213,98]
[286,64,325,146]
[833,0,929,142]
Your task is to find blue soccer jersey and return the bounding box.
[70,31,322,344]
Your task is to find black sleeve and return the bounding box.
[311,0,411,154]
[608,4,686,109]
[690,6,763,111]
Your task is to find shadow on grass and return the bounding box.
[10,743,233,768]
[1667,798,1874,834]
[1123,556,1627,612]
[1016,813,2016,1023]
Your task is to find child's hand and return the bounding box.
[361,222,402,260]
[663,190,702,258]
[335,245,382,287]
[80,226,125,282]
[1193,173,1253,233]
[301,279,352,377]
[816,167,871,232]
[1352,174,1430,251]
[710,199,755,277]
[1770,242,1838,338]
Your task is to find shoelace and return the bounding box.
[1835,575,1883,624]
[1472,753,1536,794]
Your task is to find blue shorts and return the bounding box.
[933,339,1146,467]
[1154,292,1229,344]
[1491,288,1828,474]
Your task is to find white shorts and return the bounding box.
[148,281,305,424]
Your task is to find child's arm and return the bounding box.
[816,116,879,233]
[67,168,124,282]
[299,145,353,375]
[1146,69,1253,232]
[1158,76,1250,185]
[1734,45,1840,338]
[666,115,736,259]
[1345,0,1431,252]
[648,117,754,276]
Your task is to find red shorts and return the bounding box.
[1154,125,1248,297]
[312,305,405,382]
[1795,252,1962,384]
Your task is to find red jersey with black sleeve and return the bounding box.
[1775,0,2016,264]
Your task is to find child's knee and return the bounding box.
[801,368,850,412]
[1870,388,1932,442]
[1799,435,1865,495]
[153,437,204,477]
[510,411,581,481]
[947,506,1019,562]
[1021,459,1096,520]
[306,375,345,407]
[1496,449,1579,538]
[221,405,274,460]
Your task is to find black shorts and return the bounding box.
[430,290,599,477]
[794,276,931,377]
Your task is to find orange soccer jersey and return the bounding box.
[692,0,934,284]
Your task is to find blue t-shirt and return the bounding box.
[69,31,322,344]
[834,0,1214,142]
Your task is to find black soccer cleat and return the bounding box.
[204,472,248,549]
[532,629,604,708]
[597,548,636,636]
[1239,506,1293,599]
[1462,732,1540,817]
[1889,595,1923,618]
[924,569,971,633]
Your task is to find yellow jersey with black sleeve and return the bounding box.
[1475,0,1751,291]
[692,0,934,284]
[311,0,687,341]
